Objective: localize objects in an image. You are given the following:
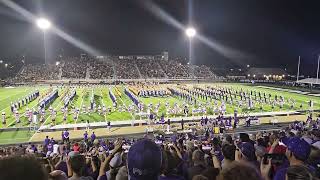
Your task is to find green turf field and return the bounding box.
[0,83,318,129]
[0,83,319,144]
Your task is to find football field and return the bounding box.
[0,83,319,144]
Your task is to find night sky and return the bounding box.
[1,0,320,75]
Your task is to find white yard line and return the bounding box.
[99,89,107,122]
[0,88,29,102]
[116,86,135,120]
[74,91,85,124]
[29,91,66,141]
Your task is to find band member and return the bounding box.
[2,112,6,125]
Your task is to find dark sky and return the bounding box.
[1,0,320,75]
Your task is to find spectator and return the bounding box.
[219,161,261,180]
[127,139,162,180]
[0,156,47,180]
[273,137,311,180]
[221,144,236,169]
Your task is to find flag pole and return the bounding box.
[296,56,300,82]
[317,55,320,84]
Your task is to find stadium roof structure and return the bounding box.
[247,68,287,77]
[297,78,320,85]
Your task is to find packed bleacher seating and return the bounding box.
[159,60,190,78]
[0,118,320,180]
[61,58,88,79]
[114,59,141,79]
[11,56,220,81]
[89,60,114,79]
[193,65,216,78]
[15,64,60,81]
[0,59,24,80]
[136,59,166,78]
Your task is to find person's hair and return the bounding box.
[192,150,205,164]
[192,175,209,180]
[308,146,320,166]
[201,167,220,180]
[70,155,86,176]
[0,156,47,180]
[286,165,314,180]
[161,150,180,176]
[222,144,236,161]
[225,135,233,144]
[218,161,260,180]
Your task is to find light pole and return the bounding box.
[185,27,196,77]
[36,18,51,64]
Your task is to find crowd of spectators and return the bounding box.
[136,59,166,78]
[114,59,140,79]
[12,57,220,81]
[0,119,320,180]
[61,58,88,79]
[90,60,114,79]
[159,60,190,78]
[193,65,216,79]
[15,64,60,81]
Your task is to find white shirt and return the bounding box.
[53,144,59,154]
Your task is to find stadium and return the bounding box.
[0,1,320,180]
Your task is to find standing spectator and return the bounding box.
[221,144,236,170]
[63,130,70,143]
[91,132,96,143]
[127,139,162,180]
[187,150,206,180]
[273,137,311,180]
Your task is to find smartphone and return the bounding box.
[263,154,286,165]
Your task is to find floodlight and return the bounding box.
[36,18,51,30]
[185,27,196,38]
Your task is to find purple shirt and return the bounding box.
[47,144,53,152]
[63,131,69,138]
[84,132,88,140]
[91,134,96,141]
[44,138,50,145]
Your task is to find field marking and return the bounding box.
[0,87,29,102]
[6,88,50,127]
[98,88,107,122]
[29,89,67,141]
[114,86,135,120]
[75,89,85,124]
[0,88,34,113]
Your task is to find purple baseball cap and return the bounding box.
[238,142,256,161]
[128,139,162,180]
[286,137,311,161]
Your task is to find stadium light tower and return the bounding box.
[185,27,196,38]
[185,27,196,73]
[36,18,51,64]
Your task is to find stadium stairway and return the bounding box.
[85,63,90,79]
[134,63,143,78]
[156,61,168,78]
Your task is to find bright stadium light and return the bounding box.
[0,60,3,64]
[36,18,51,30]
[5,63,8,68]
[185,27,196,38]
